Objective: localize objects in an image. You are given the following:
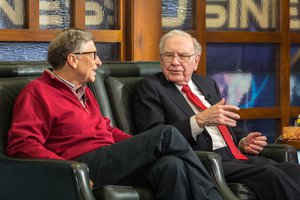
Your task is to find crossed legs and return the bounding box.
[76,125,222,200]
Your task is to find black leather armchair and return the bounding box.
[0,62,155,200]
[0,63,96,200]
[91,61,299,200]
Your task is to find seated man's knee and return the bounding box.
[259,165,286,179]
[161,125,185,140]
[154,155,186,174]
[151,125,179,134]
[143,125,184,140]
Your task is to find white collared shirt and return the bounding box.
[175,81,227,150]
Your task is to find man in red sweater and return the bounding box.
[6,28,221,200]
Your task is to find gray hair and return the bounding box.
[47,28,94,69]
[159,30,202,55]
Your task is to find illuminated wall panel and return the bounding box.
[0,42,118,62]
[291,44,300,106]
[206,43,279,108]
[85,0,117,30]
[206,0,278,31]
[290,0,300,32]
[0,42,48,61]
[162,0,193,30]
[0,0,26,29]
[238,119,276,142]
[39,0,71,30]
[162,0,280,32]
[95,42,119,61]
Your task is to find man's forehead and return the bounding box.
[164,37,194,52]
[165,35,193,44]
[82,41,96,50]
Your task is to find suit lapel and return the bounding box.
[192,75,217,106]
[159,75,195,116]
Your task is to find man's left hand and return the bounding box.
[242,132,267,154]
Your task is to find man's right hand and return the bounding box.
[90,179,94,189]
[195,98,240,127]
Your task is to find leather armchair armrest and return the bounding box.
[0,155,95,200]
[93,185,153,200]
[259,143,298,164]
[195,151,239,200]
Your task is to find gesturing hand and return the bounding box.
[90,179,94,189]
[242,132,267,154]
[195,98,240,127]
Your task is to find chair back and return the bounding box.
[0,62,47,156]
[90,61,161,134]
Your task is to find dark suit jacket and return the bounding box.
[134,72,247,152]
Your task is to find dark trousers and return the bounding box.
[76,125,221,200]
[215,147,300,200]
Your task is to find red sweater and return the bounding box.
[7,71,131,160]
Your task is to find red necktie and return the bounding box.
[181,85,248,160]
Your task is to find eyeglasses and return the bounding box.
[161,52,195,63]
[73,51,98,60]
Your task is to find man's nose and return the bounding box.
[96,56,102,66]
[171,55,180,64]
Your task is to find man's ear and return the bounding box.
[195,53,201,63]
[159,55,164,68]
[66,54,77,69]
[194,53,201,71]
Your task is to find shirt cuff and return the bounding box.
[190,115,203,140]
[238,137,246,151]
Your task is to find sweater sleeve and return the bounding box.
[104,117,132,142]
[7,90,64,160]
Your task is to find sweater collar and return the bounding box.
[45,68,87,92]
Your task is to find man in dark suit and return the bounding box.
[134,29,300,200]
